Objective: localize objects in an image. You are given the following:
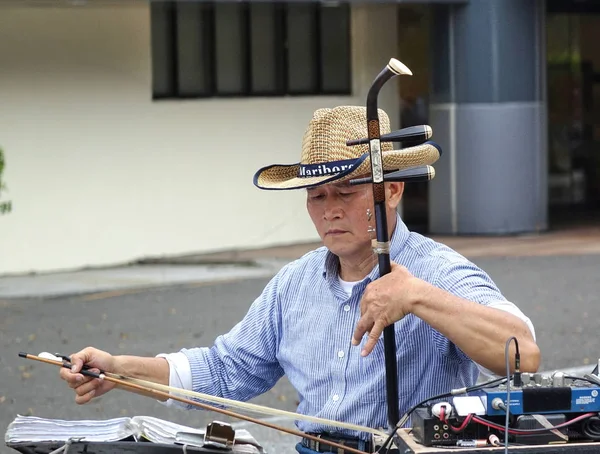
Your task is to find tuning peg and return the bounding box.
[346,125,432,146]
[349,165,435,186]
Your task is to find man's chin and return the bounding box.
[323,239,368,257]
[323,238,345,253]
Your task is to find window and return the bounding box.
[150,1,352,99]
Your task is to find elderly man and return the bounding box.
[60,106,540,454]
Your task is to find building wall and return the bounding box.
[0,2,399,275]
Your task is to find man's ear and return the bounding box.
[386,181,405,208]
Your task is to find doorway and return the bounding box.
[396,4,432,233]
[546,2,600,227]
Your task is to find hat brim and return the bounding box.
[253,154,369,191]
[253,141,441,190]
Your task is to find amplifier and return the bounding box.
[482,372,600,416]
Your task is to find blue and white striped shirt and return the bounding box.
[161,214,534,439]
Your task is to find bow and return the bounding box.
[19,351,385,454]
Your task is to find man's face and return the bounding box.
[306,181,375,261]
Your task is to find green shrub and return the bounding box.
[0,147,12,215]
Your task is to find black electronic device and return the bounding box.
[411,405,571,448]
[410,407,490,447]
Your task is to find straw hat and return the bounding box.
[253,105,440,190]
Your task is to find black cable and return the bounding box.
[583,374,600,386]
[504,336,519,454]
[512,337,521,387]
[565,375,600,386]
[582,416,600,440]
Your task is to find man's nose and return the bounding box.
[323,202,343,221]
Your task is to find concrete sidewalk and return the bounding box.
[0,259,289,299]
[1,224,599,299]
[173,224,600,262]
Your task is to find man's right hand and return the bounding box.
[59,347,117,404]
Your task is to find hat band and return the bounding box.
[297,158,359,178]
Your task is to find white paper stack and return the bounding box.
[4,415,134,443]
[132,416,204,444]
[4,415,265,453]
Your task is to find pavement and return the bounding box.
[1,223,600,299]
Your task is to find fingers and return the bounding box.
[75,387,97,405]
[65,371,105,405]
[352,317,385,357]
[61,367,100,387]
[352,316,372,347]
[72,377,102,396]
[69,347,96,373]
[55,347,114,405]
[59,363,84,386]
[360,321,386,356]
[60,368,84,386]
[58,368,103,404]
[58,347,101,399]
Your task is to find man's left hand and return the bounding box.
[352,261,426,356]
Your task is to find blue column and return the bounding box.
[428,0,548,235]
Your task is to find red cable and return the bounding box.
[472,413,595,434]
[450,414,474,433]
[443,412,593,436]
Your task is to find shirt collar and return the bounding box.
[322,212,410,282]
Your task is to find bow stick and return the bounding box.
[359,58,441,429]
[25,352,387,434]
[25,352,385,434]
[19,352,385,454]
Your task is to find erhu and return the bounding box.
[348,58,442,429]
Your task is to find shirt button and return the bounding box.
[343,305,350,312]
[333,395,339,402]
[338,350,344,358]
